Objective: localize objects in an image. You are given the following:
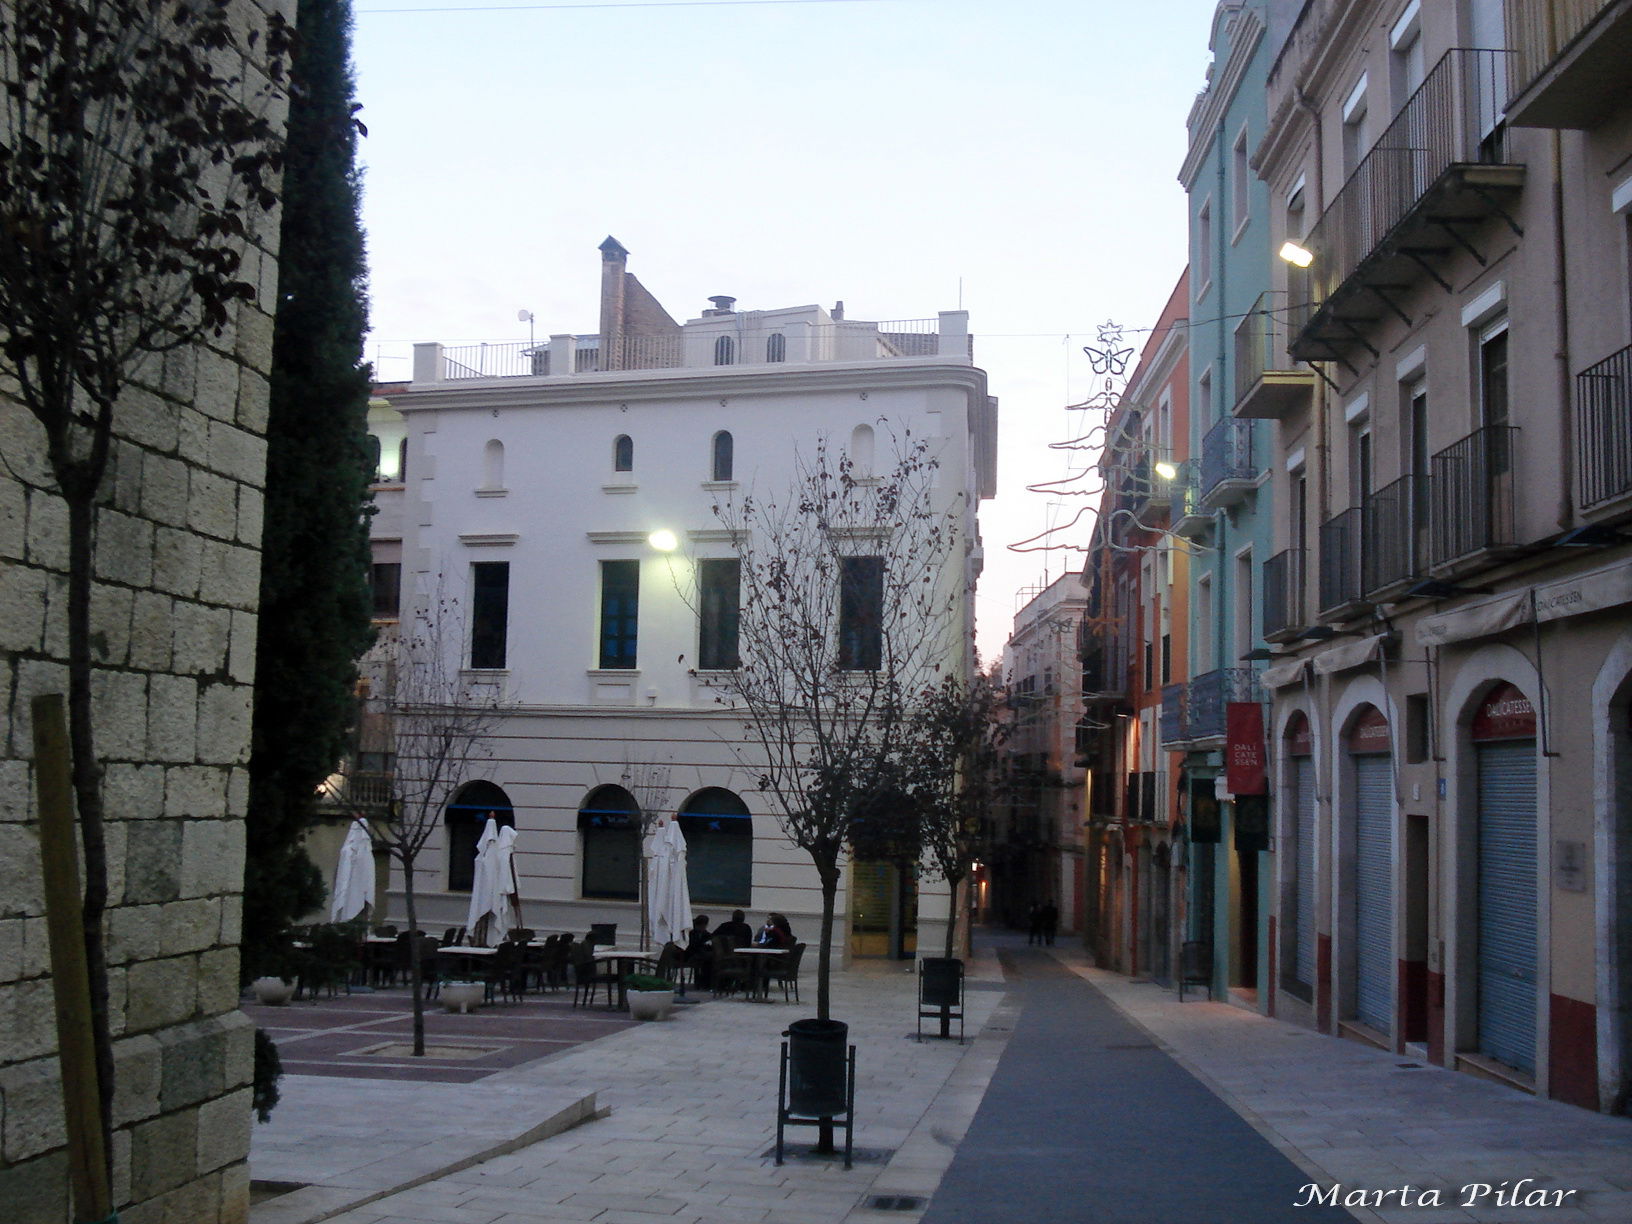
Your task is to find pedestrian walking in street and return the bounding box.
[1040,900,1058,946]
[1026,902,1043,945]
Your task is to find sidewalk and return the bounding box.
[1043,940,1632,1224]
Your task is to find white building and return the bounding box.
[366,238,997,960]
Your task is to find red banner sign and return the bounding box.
[1472,682,1536,741]
[1225,702,1268,795]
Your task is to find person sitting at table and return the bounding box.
[684,915,714,989]
[755,912,795,949]
[713,909,753,948]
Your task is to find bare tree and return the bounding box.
[329,596,506,1056]
[901,671,1008,959]
[0,0,290,1165]
[702,434,970,1021]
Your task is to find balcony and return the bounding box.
[1233,291,1314,420]
[319,771,395,813]
[1186,668,1264,743]
[1160,682,1190,747]
[1198,418,1257,511]
[1577,342,1632,509]
[1430,425,1520,568]
[1170,461,1213,538]
[1080,640,1129,705]
[1262,548,1307,642]
[1361,474,1430,596]
[1318,507,1368,617]
[1505,0,1632,129]
[1290,49,1524,365]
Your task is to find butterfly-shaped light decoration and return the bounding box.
[1083,342,1134,375]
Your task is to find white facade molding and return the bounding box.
[1612,173,1632,215]
[1394,344,1427,383]
[1344,391,1370,423]
[459,532,519,547]
[1459,280,1507,329]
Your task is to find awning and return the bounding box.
[1533,560,1632,624]
[1415,590,1532,647]
[1312,632,1391,675]
[1261,658,1310,688]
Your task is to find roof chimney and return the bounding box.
[702,295,737,317]
[832,300,844,320]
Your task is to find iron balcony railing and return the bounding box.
[1577,342,1632,508]
[1233,290,1291,403]
[1430,425,1519,566]
[1160,682,1189,746]
[1290,48,1514,341]
[1361,474,1430,593]
[1262,547,1306,638]
[1186,668,1263,742]
[1505,0,1606,97]
[1199,417,1256,503]
[1318,507,1365,613]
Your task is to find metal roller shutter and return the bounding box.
[1294,758,1317,987]
[1476,740,1537,1074]
[1353,755,1393,1032]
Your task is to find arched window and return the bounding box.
[482,439,504,489]
[445,781,514,892]
[613,434,633,472]
[766,332,786,363]
[850,423,875,478]
[577,785,640,899]
[711,430,734,481]
[677,788,752,905]
[714,335,735,366]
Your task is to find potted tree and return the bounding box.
[623,972,676,1021]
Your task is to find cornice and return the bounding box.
[385,357,990,417]
[1179,6,1265,189]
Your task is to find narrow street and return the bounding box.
[921,941,1353,1224]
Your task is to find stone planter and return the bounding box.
[626,988,675,1021]
[251,976,294,1006]
[441,981,485,1014]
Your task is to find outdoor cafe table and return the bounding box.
[735,946,788,1001]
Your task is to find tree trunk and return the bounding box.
[66,490,115,1179]
[943,871,964,960]
[402,860,426,1056]
[814,854,839,1022]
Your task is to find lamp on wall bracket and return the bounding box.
[1239,647,1275,661]
[1278,240,1314,268]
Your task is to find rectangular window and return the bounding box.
[1196,199,1213,292]
[371,562,401,619]
[698,558,740,670]
[469,561,509,669]
[1232,127,1250,232]
[838,555,883,671]
[1342,74,1369,178]
[599,559,639,670]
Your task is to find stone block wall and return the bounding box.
[0,3,292,1219]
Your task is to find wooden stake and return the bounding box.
[32,693,114,1223]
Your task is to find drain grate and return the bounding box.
[867,1194,927,1211]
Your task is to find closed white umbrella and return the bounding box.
[330,819,375,922]
[465,817,520,946]
[644,819,691,948]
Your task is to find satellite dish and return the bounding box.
[517,308,533,322]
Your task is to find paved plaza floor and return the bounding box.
[249,931,1632,1224]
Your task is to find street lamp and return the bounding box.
[647,529,678,552]
[1278,240,1314,268]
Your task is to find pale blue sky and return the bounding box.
[352,0,1222,660]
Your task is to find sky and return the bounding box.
[350,0,1222,662]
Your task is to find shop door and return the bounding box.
[1476,739,1537,1073]
[1353,754,1394,1032]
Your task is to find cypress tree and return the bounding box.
[244,0,376,980]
